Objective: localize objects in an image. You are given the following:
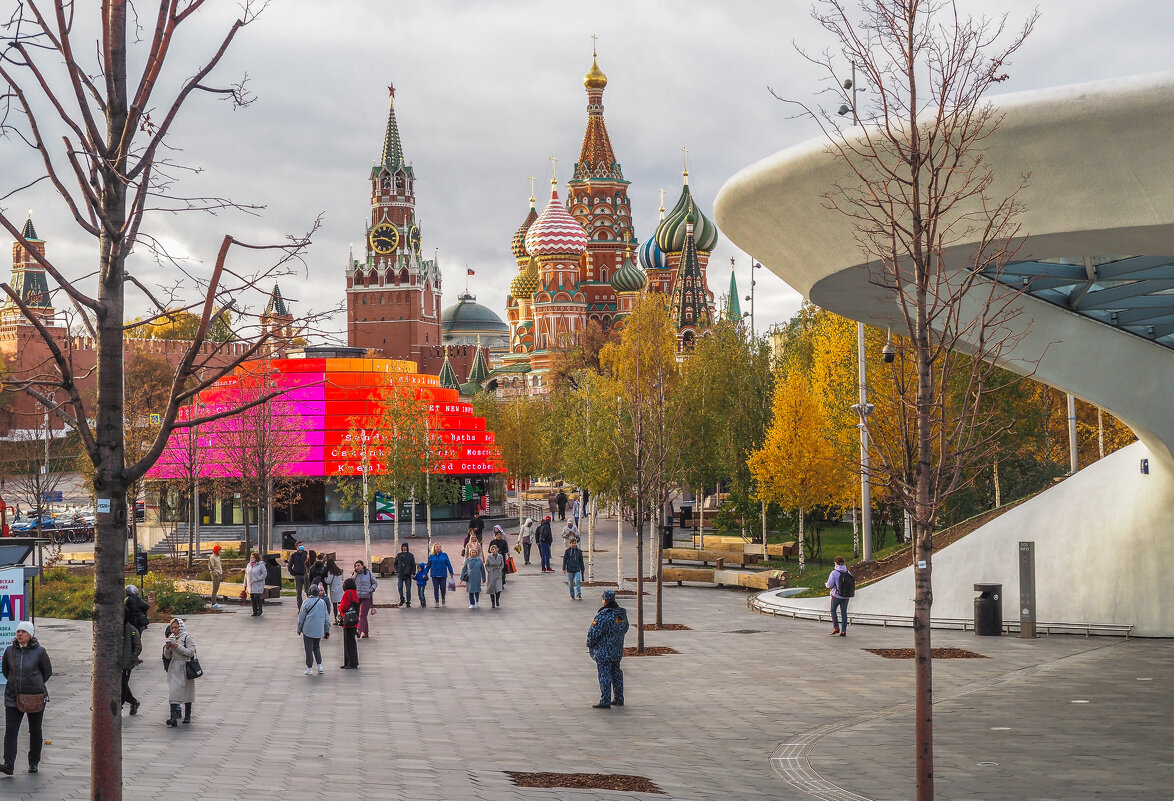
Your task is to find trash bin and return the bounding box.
[263,554,283,590]
[679,505,693,526]
[281,530,298,551]
[974,583,1002,636]
[660,524,673,550]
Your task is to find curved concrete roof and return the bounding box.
[715,71,1174,470]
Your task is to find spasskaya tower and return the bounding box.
[346,84,442,371]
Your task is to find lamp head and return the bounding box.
[882,342,896,363]
[837,104,851,117]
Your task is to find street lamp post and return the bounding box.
[744,260,762,334]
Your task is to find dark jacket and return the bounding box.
[487,537,510,559]
[556,491,568,511]
[427,552,454,578]
[288,550,308,576]
[536,520,553,544]
[469,515,485,537]
[121,622,142,671]
[394,550,416,578]
[562,546,585,573]
[2,637,53,706]
[125,593,150,631]
[586,603,629,663]
[307,560,327,588]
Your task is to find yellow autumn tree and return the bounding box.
[749,368,848,575]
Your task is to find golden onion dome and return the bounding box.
[509,258,540,300]
[584,55,608,90]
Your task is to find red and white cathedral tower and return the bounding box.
[525,178,589,375]
[346,85,443,373]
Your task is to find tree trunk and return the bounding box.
[616,510,623,586]
[586,489,594,582]
[393,495,400,550]
[654,498,663,627]
[797,508,806,576]
[426,471,433,551]
[635,498,644,653]
[852,505,860,561]
[697,486,704,550]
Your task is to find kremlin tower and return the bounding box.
[346,85,443,373]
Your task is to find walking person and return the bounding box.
[125,584,150,634]
[468,510,485,543]
[286,541,309,607]
[547,491,558,518]
[586,590,629,709]
[296,584,331,676]
[556,489,568,520]
[307,553,327,595]
[394,543,416,607]
[414,561,429,608]
[427,544,454,607]
[517,517,535,565]
[352,560,378,638]
[120,617,142,716]
[536,515,554,572]
[561,520,578,548]
[245,552,267,617]
[162,618,197,726]
[562,536,585,600]
[485,543,505,608]
[461,544,487,609]
[1,621,52,774]
[208,545,224,609]
[488,526,510,585]
[572,496,581,528]
[324,558,344,617]
[826,556,854,636]
[339,578,361,669]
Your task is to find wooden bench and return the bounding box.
[714,568,787,591]
[766,542,800,559]
[174,579,282,599]
[372,556,397,576]
[662,567,716,585]
[663,548,760,567]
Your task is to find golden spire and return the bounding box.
[549,156,559,187]
[682,146,690,184]
[528,175,536,206]
[658,188,666,219]
[584,36,608,90]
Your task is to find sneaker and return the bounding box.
[592,703,611,709]
[829,629,841,636]
[0,763,13,776]
[469,604,475,609]
[27,765,37,774]
[839,631,847,637]
[305,668,314,676]
[317,665,324,674]
[210,604,222,610]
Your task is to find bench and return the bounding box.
[714,568,787,591]
[766,542,800,559]
[663,548,760,567]
[662,567,717,585]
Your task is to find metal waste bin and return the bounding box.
[263,554,283,591]
[281,530,298,550]
[660,524,673,550]
[973,583,1002,636]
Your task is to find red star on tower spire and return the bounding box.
[388,83,396,99]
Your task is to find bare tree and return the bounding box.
[0,5,332,797]
[0,408,70,535]
[780,2,1037,798]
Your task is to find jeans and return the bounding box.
[538,542,552,570]
[250,593,264,615]
[293,574,306,606]
[468,592,479,606]
[302,635,322,668]
[397,576,413,604]
[567,571,582,598]
[342,627,359,668]
[831,596,850,632]
[416,583,427,605]
[595,659,624,706]
[4,706,44,768]
[522,542,532,564]
[432,576,447,604]
[358,596,373,635]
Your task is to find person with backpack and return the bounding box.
[826,556,855,636]
[536,515,555,572]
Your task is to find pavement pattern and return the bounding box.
[4,522,1172,800]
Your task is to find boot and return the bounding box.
[183,702,192,723]
[166,704,179,727]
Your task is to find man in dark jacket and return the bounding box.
[394,543,416,607]
[556,490,568,520]
[120,619,142,716]
[586,589,629,709]
[2,621,53,774]
[124,585,150,634]
[287,542,309,606]
[562,536,585,600]
[535,515,554,572]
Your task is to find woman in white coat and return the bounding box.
[245,551,268,617]
[162,618,197,726]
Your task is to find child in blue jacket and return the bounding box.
[414,562,429,608]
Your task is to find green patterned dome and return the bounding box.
[509,258,540,300]
[655,181,719,253]
[610,249,647,294]
[511,204,538,261]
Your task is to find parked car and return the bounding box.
[11,515,55,531]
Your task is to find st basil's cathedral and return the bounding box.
[489,53,720,396]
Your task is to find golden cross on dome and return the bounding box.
[549,156,559,185]
[388,83,396,99]
[528,175,536,205]
[682,146,690,182]
[658,188,666,218]
[591,33,598,56]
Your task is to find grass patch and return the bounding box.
[35,567,206,621]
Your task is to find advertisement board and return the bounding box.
[0,566,29,686]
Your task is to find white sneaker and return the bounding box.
[469,604,475,609]
[210,603,222,610]
[317,665,324,674]
[304,668,314,676]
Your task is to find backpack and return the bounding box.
[838,570,856,598]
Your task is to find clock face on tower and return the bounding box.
[408,225,422,254]
[369,223,399,254]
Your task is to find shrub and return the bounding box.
[35,568,95,620]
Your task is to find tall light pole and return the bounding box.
[839,62,874,562]
[744,259,762,334]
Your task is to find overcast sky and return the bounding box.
[5,0,1174,344]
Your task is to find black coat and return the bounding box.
[536,520,553,544]
[2,638,53,706]
[124,594,150,631]
[562,547,585,573]
[288,550,308,576]
[469,516,485,537]
[486,537,510,558]
[394,551,417,578]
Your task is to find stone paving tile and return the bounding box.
[5,523,1173,800]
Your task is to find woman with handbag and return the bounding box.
[162,617,198,727]
[517,517,535,565]
[245,551,268,617]
[460,543,487,609]
[352,560,378,638]
[485,543,505,609]
[426,543,454,607]
[338,578,361,669]
[324,558,345,617]
[1,621,52,775]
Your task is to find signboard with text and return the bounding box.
[0,566,28,686]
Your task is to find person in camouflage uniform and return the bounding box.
[586,589,629,708]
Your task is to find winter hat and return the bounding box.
[212,545,221,554]
[601,590,616,601]
[493,525,504,535]
[16,621,34,637]
[125,584,139,595]
[545,515,552,521]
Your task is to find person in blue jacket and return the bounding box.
[414,562,429,608]
[426,543,455,607]
[586,589,629,709]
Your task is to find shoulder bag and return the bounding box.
[16,693,46,714]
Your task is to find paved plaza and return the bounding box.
[6,523,1173,800]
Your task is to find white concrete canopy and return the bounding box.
[715,73,1174,635]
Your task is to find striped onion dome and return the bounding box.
[655,181,719,253]
[524,184,588,258]
[511,203,538,261]
[638,233,667,271]
[610,248,647,294]
[509,258,540,300]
